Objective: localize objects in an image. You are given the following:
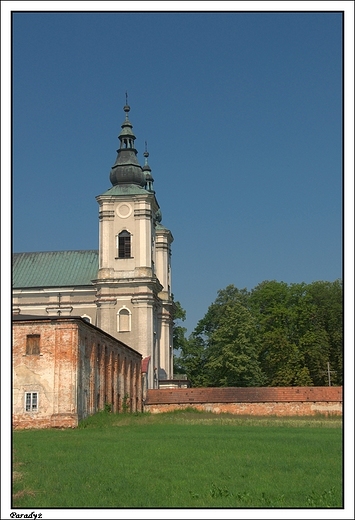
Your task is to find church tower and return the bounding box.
[95,100,174,388]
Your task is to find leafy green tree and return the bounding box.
[177,333,211,387]
[249,281,306,385]
[172,300,188,376]
[260,329,314,386]
[194,285,250,338]
[305,280,343,385]
[249,280,342,386]
[205,303,266,386]
[177,280,343,388]
[184,285,252,386]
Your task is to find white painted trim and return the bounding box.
[117,305,132,332]
[24,391,38,412]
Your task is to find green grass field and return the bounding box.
[12,410,343,508]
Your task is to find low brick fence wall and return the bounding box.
[144,387,342,417]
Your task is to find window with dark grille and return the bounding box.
[25,392,38,412]
[118,231,131,258]
[26,334,40,355]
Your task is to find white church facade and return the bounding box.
[12,102,174,389]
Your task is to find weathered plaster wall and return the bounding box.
[12,287,97,323]
[13,317,142,429]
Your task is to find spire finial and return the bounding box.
[142,139,154,192]
[143,140,149,164]
[123,91,130,119]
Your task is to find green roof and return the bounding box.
[13,250,99,288]
[100,184,148,196]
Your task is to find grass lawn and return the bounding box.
[12,410,343,508]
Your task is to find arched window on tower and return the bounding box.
[117,307,131,332]
[118,230,131,258]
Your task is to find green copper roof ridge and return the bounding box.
[99,184,149,196]
[13,249,98,255]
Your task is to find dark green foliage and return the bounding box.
[176,280,343,387]
[172,298,189,375]
[205,303,266,386]
[104,402,112,413]
[121,393,130,413]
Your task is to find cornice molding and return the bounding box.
[98,209,115,221]
[134,208,152,219]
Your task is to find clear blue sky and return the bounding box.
[11,9,344,335]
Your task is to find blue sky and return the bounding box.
[9,9,346,335]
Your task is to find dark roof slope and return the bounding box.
[13,250,99,288]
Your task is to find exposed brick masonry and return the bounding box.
[13,316,142,429]
[144,387,342,417]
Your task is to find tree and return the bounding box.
[305,280,343,385]
[249,280,343,386]
[249,281,307,385]
[177,333,211,387]
[171,300,189,376]
[177,280,343,387]
[194,285,250,337]
[182,285,253,386]
[205,303,266,387]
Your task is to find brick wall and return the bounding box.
[13,316,142,429]
[144,387,342,416]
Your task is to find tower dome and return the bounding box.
[109,102,146,187]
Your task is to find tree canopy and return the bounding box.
[174,280,343,387]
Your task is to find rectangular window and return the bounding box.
[26,334,40,355]
[118,231,131,258]
[25,392,38,412]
